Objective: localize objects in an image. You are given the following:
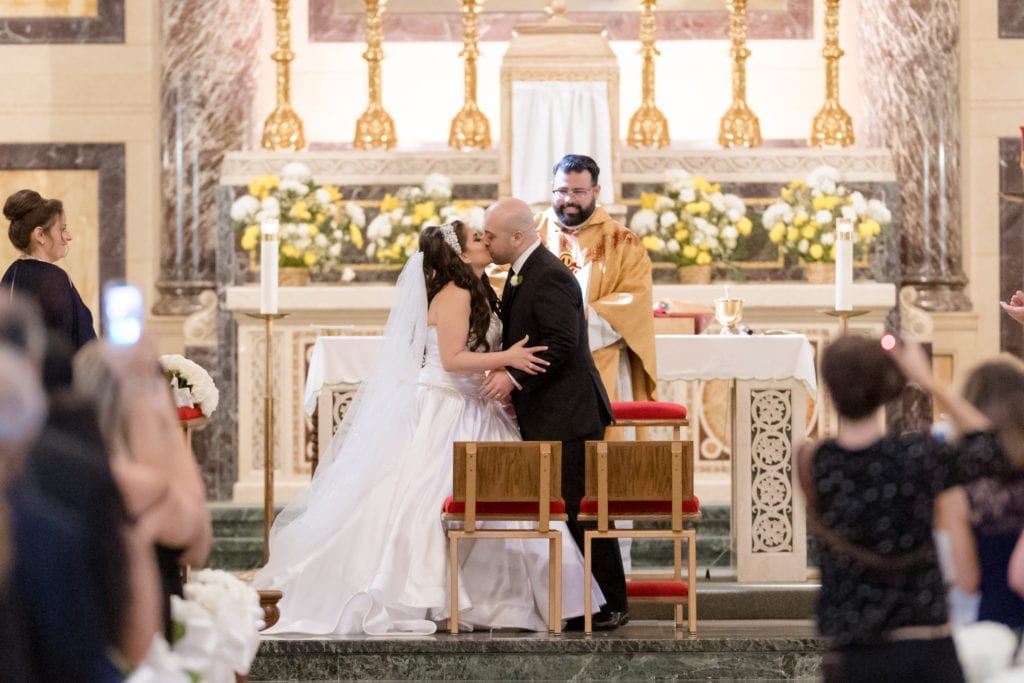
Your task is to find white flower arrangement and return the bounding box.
[128,570,262,682]
[159,354,219,418]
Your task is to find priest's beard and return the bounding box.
[554,198,596,228]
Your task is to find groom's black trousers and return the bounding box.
[561,428,628,613]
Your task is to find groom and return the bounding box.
[482,197,628,631]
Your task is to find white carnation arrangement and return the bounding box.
[159,354,219,418]
[130,570,263,682]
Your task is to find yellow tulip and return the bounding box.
[696,251,712,265]
[793,214,808,227]
[801,225,817,239]
[787,227,800,242]
[675,228,689,242]
[303,252,317,267]
[349,224,364,249]
[307,223,319,236]
[693,176,711,193]
[281,245,300,259]
[289,201,312,221]
[682,245,698,259]
[412,201,436,225]
[769,224,785,243]
[240,225,260,251]
[380,193,400,213]
[640,192,660,211]
[737,216,752,235]
[808,244,824,260]
[323,184,342,202]
[642,235,661,251]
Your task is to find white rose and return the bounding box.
[345,202,366,228]
[722,226,739,242]
[314,188,331,206]
[709,193,726,212]
[341,267,356,282]
[821,232,835,246]
[679,188,697,203]
[665,169,693,194]
[798,239,809,254]
[815,209,834,225]
[422,173,453,199]
[367,214,393,240]
[314,234,328,248]
[654,196,675,212]
[807,165,841,192]
[666,238,680,253]
[867,198,891,224]
[328,243,342,257]
[659,211,679,229]
[277,179,307,195]
[628,209,658,236]
[400,215,413,227]
[389,208,404,222]
[230,195,260,222]
[297,224,310,237]
[281,162,312,184]
[260,197,280,218]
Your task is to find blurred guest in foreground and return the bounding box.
[74,336,212,641]
[2,188,96,351]
[801,335,1003,683]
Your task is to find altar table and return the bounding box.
[304,333,816,582]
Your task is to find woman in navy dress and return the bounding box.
[2,188,96,351]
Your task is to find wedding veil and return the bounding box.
[265,252,428,538]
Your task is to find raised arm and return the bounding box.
[889,340,990,434]
[1000,290,1024,325]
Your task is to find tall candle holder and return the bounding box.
[718,0,761,148]
[810,0,854,147]
[261,0,306,151]
[626,0,670,148]
[449,0,491,150]
[354,0,397,149]
[248,312,287,563]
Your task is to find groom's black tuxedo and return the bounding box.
[499,245,626,613]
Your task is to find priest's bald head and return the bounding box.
[483,198,538,266]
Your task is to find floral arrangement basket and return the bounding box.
[160,354,219,421]
[230,162,366,279]
[762,165,892,264]
[628,170,753,269]
[364,173,483,266]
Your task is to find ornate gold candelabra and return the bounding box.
[354,0,397,149]
[718,0,761,148]
[626,0,670,148]
[810,0,854,147]
[261,0,306,151]
[449,0,491,150]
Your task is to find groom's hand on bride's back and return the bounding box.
[506,334,549,375]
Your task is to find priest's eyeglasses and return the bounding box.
[551,187,594,199]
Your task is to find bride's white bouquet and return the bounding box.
[159,354,219,420]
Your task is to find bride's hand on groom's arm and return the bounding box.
[503,335,549,375]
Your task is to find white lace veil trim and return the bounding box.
[265,252,427,537]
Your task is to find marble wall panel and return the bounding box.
[0,0,121,43]
[0,144,125,327]
[309,0,812,42]
[999,0,1024,39]
[1000,137,1024,357]
[156,0,260,315]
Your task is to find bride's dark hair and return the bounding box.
[420,220,497,352]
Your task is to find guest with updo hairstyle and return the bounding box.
[2,188,96,351]
[800,335,1005,683]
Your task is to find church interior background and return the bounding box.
[1,0,1023,676]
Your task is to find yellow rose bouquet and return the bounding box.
[628,170,752,267]
[762,165,892,264]
[364,173,484,266]
[231,162,366,276]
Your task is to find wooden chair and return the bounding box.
[579,440,701,634]
[441,441,567,634]
[609,400,689,440]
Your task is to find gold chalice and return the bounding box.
[714,297,744,335]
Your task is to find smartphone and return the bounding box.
[103,283,143,347]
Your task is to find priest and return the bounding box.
[534,154,657,403]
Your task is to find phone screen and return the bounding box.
[103,283,143,347]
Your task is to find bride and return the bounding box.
[253,220,604,635]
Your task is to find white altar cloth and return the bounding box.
[303,336,383,415]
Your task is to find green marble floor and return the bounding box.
[248,619,823,681]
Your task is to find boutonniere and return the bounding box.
[510,274,524,287]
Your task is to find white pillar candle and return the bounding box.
[835,218,854,312]
[260,217,279,315]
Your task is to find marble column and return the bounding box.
[859,0,969,311]
[155,0,261,315]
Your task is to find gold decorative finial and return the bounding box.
[449,0,492,150]
[718,0,761,148]
[261,0,306,151]
[546,0,568,19]
[626,0,670,148]
[354,0,397,149]
[810,0,854,147]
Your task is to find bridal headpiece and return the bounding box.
[440,222,462,255]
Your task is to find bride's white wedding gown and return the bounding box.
[253,318,604,635]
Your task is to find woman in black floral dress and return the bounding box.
[801,336,1003,683]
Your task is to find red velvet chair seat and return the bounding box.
[611,401,687,421]
[579,495,701,516]
[627,580,690,598]
[442,496,566,515]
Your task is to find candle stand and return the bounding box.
[823,308,868,336]
[247,312,287,563]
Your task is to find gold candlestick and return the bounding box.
[626,0,670,148]
[354,0,397,149]
[718,0,761,148]
[823,308,868,336]
[449,0,491,150]
[261,0,306,151]
[810,0,854,147]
